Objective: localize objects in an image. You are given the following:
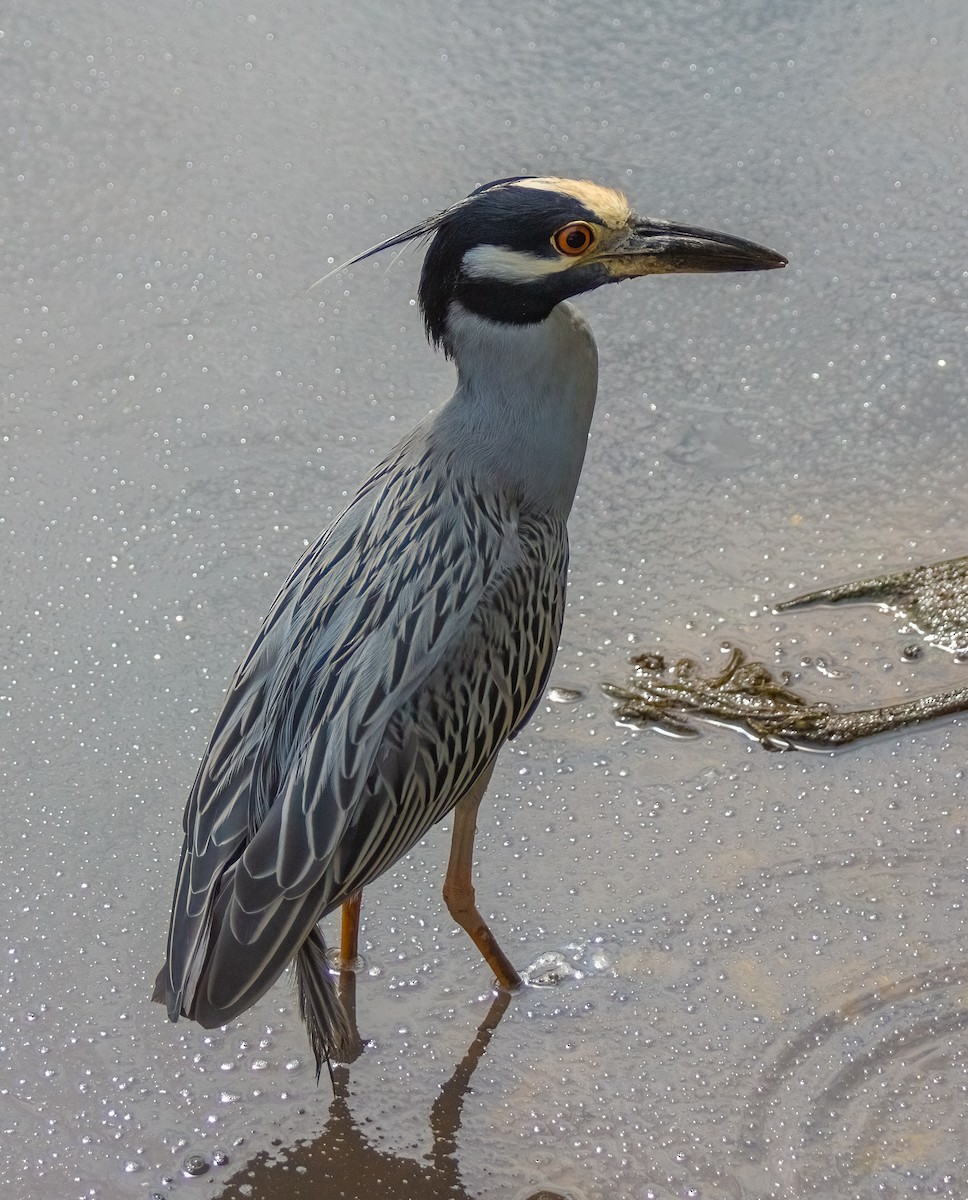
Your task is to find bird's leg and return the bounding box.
[443,777,523,991]
[340,890,363,967]
[335,962,367,1064]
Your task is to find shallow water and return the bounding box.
[2,1,967,1197]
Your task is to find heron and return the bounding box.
[154,176,786,1076]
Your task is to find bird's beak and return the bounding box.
[598,217,787,278]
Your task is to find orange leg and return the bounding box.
[335,963,366,1065]
[442,771,522,991]
[340,890,363,966]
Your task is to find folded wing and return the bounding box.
[156,435,567,1024]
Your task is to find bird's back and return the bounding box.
[155,418,572,1027]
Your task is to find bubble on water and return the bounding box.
[513,1189,581,1200]
[522,951,583,987]
[181,1153,209,1177]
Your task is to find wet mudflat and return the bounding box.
[2,1,967,1198]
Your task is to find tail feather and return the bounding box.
[295,927,354,1081]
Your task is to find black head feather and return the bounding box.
[340,178,612,355]
[417,180,609,352]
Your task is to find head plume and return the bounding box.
[312,180,532,286]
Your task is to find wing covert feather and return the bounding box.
[160,432,567,1011]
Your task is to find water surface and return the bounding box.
[2,1,967,1197]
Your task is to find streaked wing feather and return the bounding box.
[314,508,568,901]
[160,429,566,1014]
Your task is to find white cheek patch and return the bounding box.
[462,243,576,283]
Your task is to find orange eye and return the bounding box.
[551,221,596,256]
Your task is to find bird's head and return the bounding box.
[340,176,787,356]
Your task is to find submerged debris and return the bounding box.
[604,644,968,751]
[606,554,968,750]
[777,553,968,657]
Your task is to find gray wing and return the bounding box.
[318,500,569,901]
[158,435,567,1019]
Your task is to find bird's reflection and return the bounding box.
[216,971,531,1200]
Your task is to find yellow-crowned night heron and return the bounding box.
[154,176,786,1074]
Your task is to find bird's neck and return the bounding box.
[431,301,599,517]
